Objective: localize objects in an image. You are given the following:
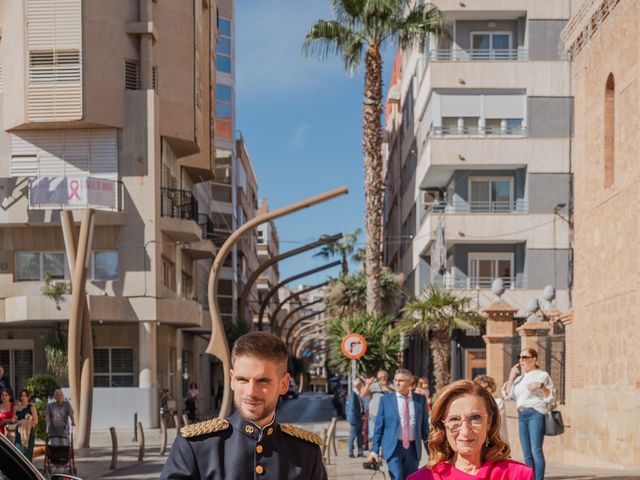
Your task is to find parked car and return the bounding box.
[0,433,81,480]
[281,378,299,400]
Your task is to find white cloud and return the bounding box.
[290,124,310,148]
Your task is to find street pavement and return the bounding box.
[31,392,640,479]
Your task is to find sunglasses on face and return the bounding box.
[519,355,533,360]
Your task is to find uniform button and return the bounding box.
[245,425,254,434]
[256,445,263,454]
[267,427,273,436]
[256,465,264,475]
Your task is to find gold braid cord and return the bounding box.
[280,423,323,447]
[181,418,230,438]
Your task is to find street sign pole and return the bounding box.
[350,359,356,393]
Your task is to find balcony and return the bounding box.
[424,200,528,220]
[428,48,528,62]
[433,273,526,290]
[158,188,202,242]
[429,125,527,138]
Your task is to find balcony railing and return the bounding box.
[160,187,198,221]
[198,214,215,240]
[426,200,528,214]
[432,275,526,290]
[429,125,527,137]
[428,48,528,62]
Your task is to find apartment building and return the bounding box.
[0,0,220,428]
[384,1,574,379]
[255,199,281,329]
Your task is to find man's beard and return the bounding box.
[234,395,276,423]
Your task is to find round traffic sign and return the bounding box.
[341,333,367,360]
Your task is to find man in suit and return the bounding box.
[346,377,364,457]
[368,368,429,480]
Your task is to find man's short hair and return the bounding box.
[394,368,413,378]
[231,332,289,375]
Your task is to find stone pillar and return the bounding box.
[516,316,552,371]
[139,321,158,427]
[482,299,518,387]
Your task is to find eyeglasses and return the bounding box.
[519,355,533,360]
[442,413,487,432]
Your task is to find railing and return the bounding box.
[429,125,527,137]
[432,275,526,290]
[160,187,198,221]
[425,200,528,214]
[428,48,528,61]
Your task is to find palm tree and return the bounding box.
[325,269,404,318]
[400,285,485,392]
[303,1,443,316]
[314,228,362,275]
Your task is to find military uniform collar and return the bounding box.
[230,411,277,441]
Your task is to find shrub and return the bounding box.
[33,399,48,440]
[23,374,60,401]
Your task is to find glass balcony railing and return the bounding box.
[432,274,526,290]
[428,48,528,62]
[429,125,527,137]
[426,200,528,214]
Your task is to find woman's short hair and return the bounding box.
[427,380,510,468]
[19,389,31,400]
[0,387,14,403]
[473,375,497,393]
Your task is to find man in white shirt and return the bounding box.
[368,369,428,480]
[362,369,393,445]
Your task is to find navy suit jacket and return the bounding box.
[346,390,363,425]
[371,391,429,462]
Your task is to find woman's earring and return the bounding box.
[485,438,490,448]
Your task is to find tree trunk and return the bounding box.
[363,44,384,316]
[430,326,451,392]
[341,251,349,276]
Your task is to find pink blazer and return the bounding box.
[408,460,534,480]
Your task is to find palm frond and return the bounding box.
[302,20,359,62]
[331,0,365,26]
[396,3,445,49]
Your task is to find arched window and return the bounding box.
[604,74,615,188]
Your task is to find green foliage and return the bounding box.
[314,229,362,275]
[303,0,444,73]
[41,272,71,310]
[325,270,404,317]
[326,313,400,377]
[44,346,68,385]
[223,318,250,350]
[399,285,485,334]
[33,399,48,440]
[23,374,60,401]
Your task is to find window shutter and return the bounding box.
[125,60,140,90]
[26,0,82,121]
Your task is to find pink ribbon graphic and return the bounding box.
[68,180,81,200]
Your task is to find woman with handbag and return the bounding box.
[501,348,553,480]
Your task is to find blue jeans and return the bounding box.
[518,408,545,480]
[348,420,363,455]
[386,441,419,480]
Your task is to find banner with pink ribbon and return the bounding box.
[29,176,119,211]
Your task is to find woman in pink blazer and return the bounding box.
[408,380,533,480]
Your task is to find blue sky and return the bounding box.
[236,0,395,287]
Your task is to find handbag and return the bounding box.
[544,410,564,436]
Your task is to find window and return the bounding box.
[470,32,512,59]
[90,251,118,281]
[257,228,265,245]
[94,347,135,387]
[0,343,34,394]
[161,256,175,290]
[216,18,232,74]
[181,272,193,299]
[604,73,615,188]
[216,84,232,118]
[469,177,513,212]
[468,253,514,289]
[15,252,66,281]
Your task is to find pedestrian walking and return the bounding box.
[346,378,364,457]
[186,382,199,422]
[45,389,75,437]
[413,377,431,413]
[369,368,429,480]
[0,366,13,398]
[161,332,327,479]
[407,380,532,480]
[362,369,393,445]
[361,375,375,450]
[0,388,16,436]
[14,389,38,460]
[501,348,553,480]
[474,375,508,442]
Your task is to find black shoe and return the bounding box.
[348,453,355,458]
[357,452,364,457]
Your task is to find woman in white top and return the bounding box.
[502,348,553,480]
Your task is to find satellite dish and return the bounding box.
[491,278,505,298]
[526,298,540,314]
[542,285,556,303]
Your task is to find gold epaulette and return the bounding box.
[181,418,229,438]
[280,423,323,447]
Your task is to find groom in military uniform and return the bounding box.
[161,332,327,479]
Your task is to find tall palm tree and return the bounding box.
[400,285,485,392]
[314,228,362,275]
[303,1,443,315]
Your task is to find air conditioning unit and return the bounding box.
[422,188,443,206]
